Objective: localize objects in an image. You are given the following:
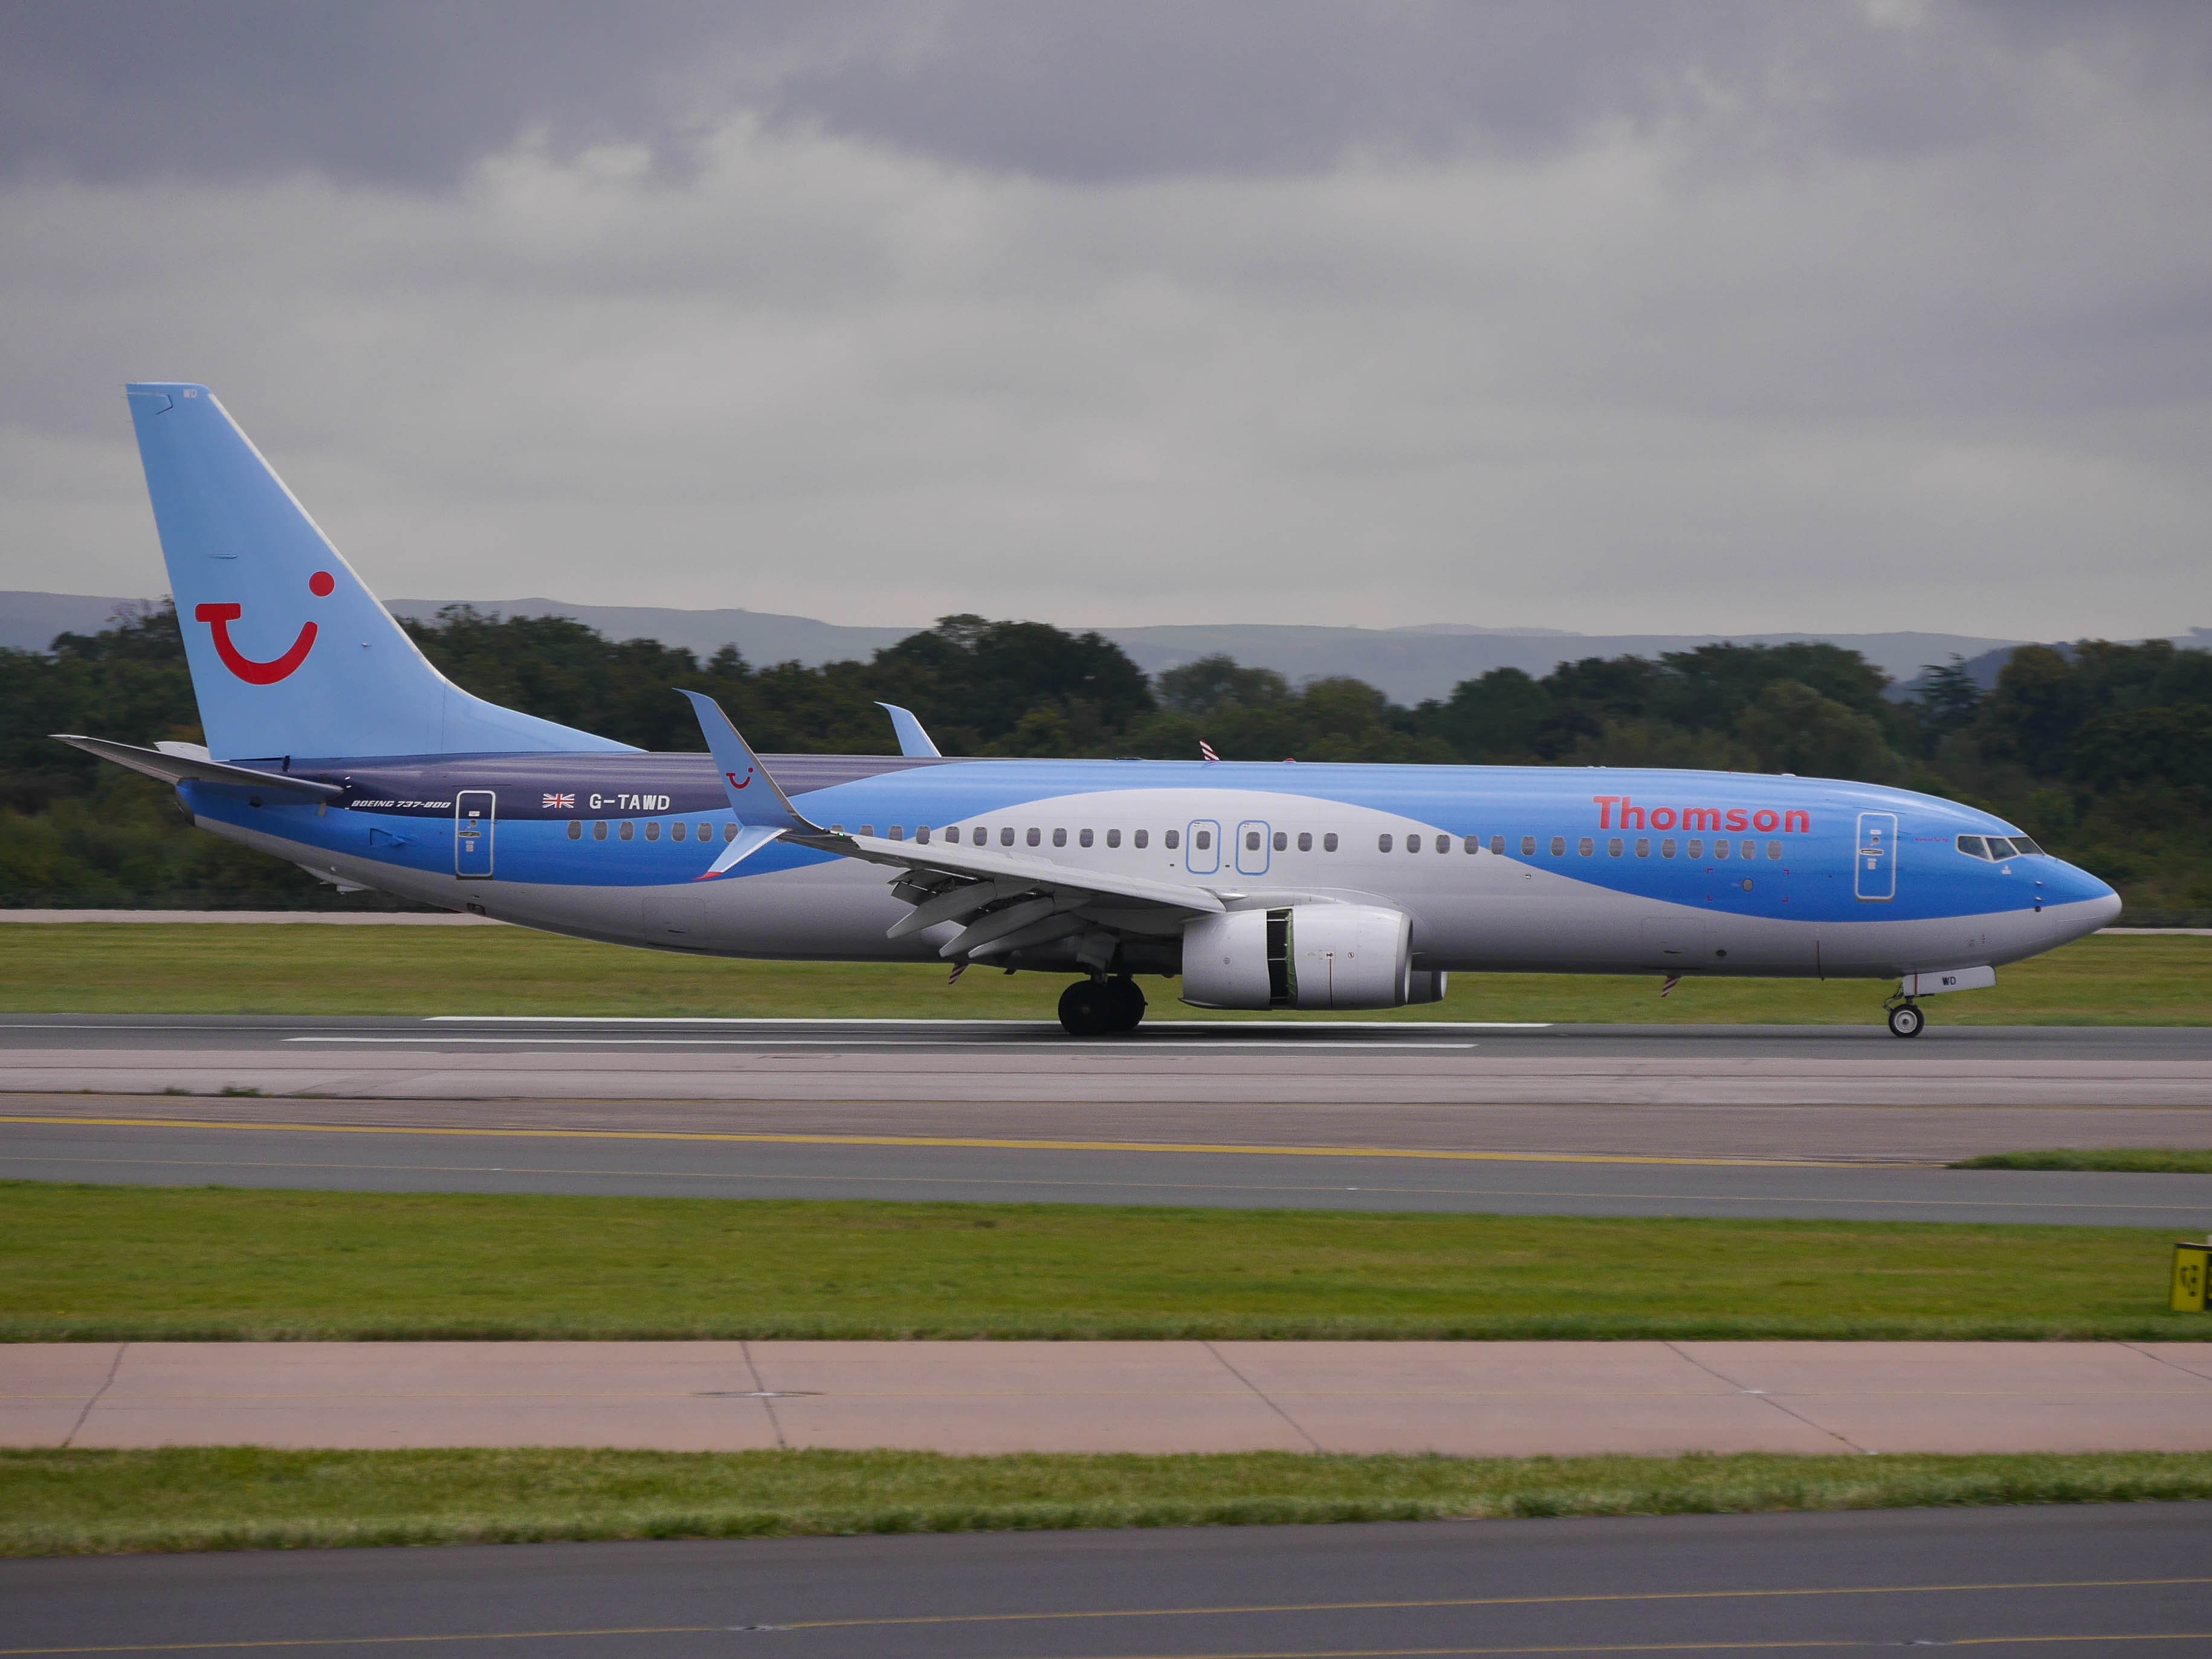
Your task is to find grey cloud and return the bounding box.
[6,1,2211,187]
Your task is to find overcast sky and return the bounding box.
[3,1,2208,638]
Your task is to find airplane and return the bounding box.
[57,383,2121,1039]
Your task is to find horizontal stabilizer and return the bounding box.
[54,734,343,801]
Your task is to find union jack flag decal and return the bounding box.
[542,792,575,810]
[1198,740,1220,763]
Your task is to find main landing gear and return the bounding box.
[1885,1000,1926,1039]
[1059,976,1146,1037]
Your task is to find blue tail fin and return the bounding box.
[125,383,633,761]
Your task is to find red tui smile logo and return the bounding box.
[195,572,334,685]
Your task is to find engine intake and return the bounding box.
[1182,904,1437,1010]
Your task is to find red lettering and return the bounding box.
[1753,809,1779,833]
[1683,807,1721,833]
[1650,807,1677,830]
[1620,798,1645,830]
[1784,810,1810,834]
[1725,809,1748,832]
[1592,795,1620,829]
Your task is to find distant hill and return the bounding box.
[11,588,2199,704]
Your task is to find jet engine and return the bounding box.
[1180,904,1443,1010]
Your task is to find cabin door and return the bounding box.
[455,791,497,879]
[1854,811,1896,902]
[1235,820,1272,876]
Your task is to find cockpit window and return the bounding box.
[2011,836,2042,856]
[1956,835,1988,859]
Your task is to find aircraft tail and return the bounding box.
[123,383,632,761]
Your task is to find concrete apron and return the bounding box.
[11,1341,2212,1457]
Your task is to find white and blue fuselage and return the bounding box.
[73,383,2120,1035]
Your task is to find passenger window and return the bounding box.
[671,822,686,842]
[916,826,932,845]
[1052,828,1066,848]
[1079,829,1093,847]
[1608,838,1623,856]
[1521,836,1536,855]
[1437,835,1450,853]
[1714,840,1730,860]
[567,820,581,840]
[1298,832,1312,852]
[890,826,904,841]
[1378,833,1394,852]
[619,821,634,841]
[1578,836,1594,856]
[1661,838,1676,858]
[1001,827,1016,846]
[1026,827,1040,847]
[1550,836,1565,856]
[1273,830,1287,852]
[1105,829,1120,847]
[1765,841,1780,860]
[645,821,661,841]
[1406,833,1421,853]
[723,823,737,842]
[1195,829,1212,850]
[1142,829,1156,849]
[593,821,607,841]
[699,824,711,841]
[1246,830,1262,851]
[1491,835,1504,855]
[1687,839,1704,859]
[1635,838,1649,858]
[859,826,873,838]
[1740,840,1755,861]
[1323,832,1339,852]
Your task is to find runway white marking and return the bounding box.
[285,1036,1484,1052]
[422,1016,1553,1029]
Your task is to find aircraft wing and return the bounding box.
[821,833,1224,962]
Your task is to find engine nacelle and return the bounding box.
[1181,904,1423,1010]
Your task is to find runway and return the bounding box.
[5,1014,2211,1108]
[9,1018,2211,1223]
[5,1504,2210,1657]
[8,1101,2212,1223]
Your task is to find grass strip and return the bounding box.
[0,926,2204,1023]
[1954,1150,2212,1174]
[8,1447,2212,1557]
[5,1183,2207,1342]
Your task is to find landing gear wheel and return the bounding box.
[1102,976,1146,1033]
[1058,979,1114,1037]
[1887,1002,1925,1039]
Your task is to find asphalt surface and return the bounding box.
[7,1109,2212,1224]
[8,1017,2211,1223]
[6,1504,2210,1657]
[10,1011,2212,1059]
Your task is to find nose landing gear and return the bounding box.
[1058,975,1146,1036]
[1885,1000,1925,1038]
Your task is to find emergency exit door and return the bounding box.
[1854,810,1896,902]
[455,791,496,879]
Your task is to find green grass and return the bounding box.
[8,1447,2212,1556]
[4,1183,2204,1342]
[0,924,2204,1022]
[1955,1149,2212,1174]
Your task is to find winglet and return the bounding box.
[876,702,942,758]
[677,690,824,835]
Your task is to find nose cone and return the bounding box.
[2045,861,2121,940]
